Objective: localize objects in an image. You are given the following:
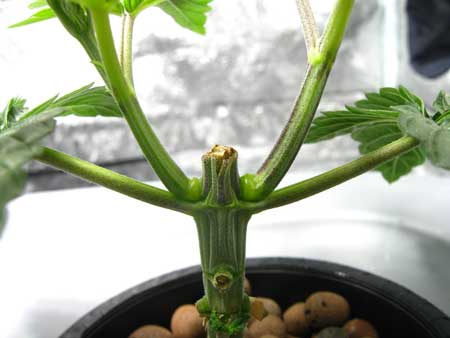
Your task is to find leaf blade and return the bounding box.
[9,7,56,28]
[1,97,27,129]
[306,87,428,182]
[0,110,60,236]
[433,91,450,114]
[351,124,426,182]
[20,84,122,120]
[123,0,164,15]
[157,0,213,35]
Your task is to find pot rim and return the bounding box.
[60,257,450,338]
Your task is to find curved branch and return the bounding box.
[90,8,196,200]
[248,136,420,213]
[34,147,196,215]
[242,0,355,202]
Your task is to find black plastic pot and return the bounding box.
[60,258,450,338]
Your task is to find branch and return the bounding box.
[249,136,419,213]
[241,0,355,201]
[34,147,196,215]
[89,8,199,201]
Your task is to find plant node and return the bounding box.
[212,268,234,292]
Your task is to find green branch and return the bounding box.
[241,0,354,201]
[90,8,199,201]
[34,147,196,215]
[249,136,419,213]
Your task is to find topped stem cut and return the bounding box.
[202,145,241,205]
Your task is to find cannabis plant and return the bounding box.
[1,0,449,337]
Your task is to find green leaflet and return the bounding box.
[438,111,450,127]
[433,91,450,127]
[0,110,60,237]
[352,123,426,182]
[1,97,27,129]
[305,86,425,143]
[398,107,450,170]
[157,0,213,34]
[14,0,213,35]
[9,7,56,28]
[425,129,450,169]
[122,0,214,34]
[306,87,428,183]
[396,92,450,170]
[19,84,122,120]
[0,82,121,234]
[304,110,398,142]
[28,0,49,9]
[122,0,164,16]
[433,91,450,115]
[11,0,123,28]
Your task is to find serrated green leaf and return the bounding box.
[425,129,450,169]
[29,0,49,9]
[398,85,426,114]
[437,111,450,128]
[433,91,450,115]
[52,84,122,118]
[157,0,213,35]
[379,88,409,104]
[305,87,428,144]
[351,124,426,183]
[9,8,56,28]
[376,148,426,183]
[0,110,60,236]
[397,108,450,170]
[305,111,397,143]
[396,105,437,140]
[352,123,403,153]
[122,0,164,16]
[19,84,122,120]
[306,87,428,182]
[1,98,27,130]
[364,93,400,107]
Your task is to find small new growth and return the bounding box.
[295,0,324,65]
[1,1,449,338]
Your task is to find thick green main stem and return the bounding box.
[251,0,355,200]
[34,147,195,214]
[251,137,420,212]
[195,210,250,313]
[90,9,194,200]
[195,146,251,338]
